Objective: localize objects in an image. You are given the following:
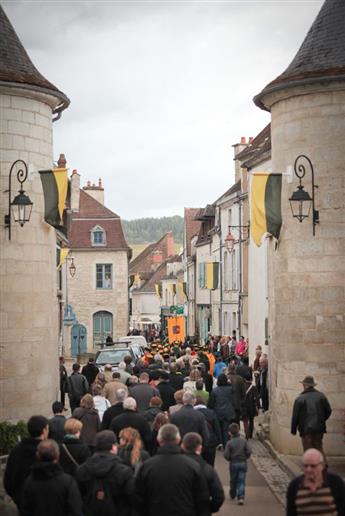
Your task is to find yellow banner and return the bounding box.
[52,168,68,220]
[57,248,69,270]
[251,173,269,247]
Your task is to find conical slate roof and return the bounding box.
[254,0,345,110]
[0,5,69,110]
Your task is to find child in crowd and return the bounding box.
[224,423,251,505]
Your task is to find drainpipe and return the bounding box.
[238,198,242,337]
[219,217,223,336]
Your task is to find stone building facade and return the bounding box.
[254,0,345,455]
[66,176,130,354]
[0,7,69,420]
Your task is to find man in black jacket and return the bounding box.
[67,363,89,412]
[286,448,345,516]
[76,430,133,516]
[4,415,49,510]
[101,387,127,430]
[156,370,176,411]
[181,432,224,515]
[168,363,184,391]
[110,397,152,451]
[194,397,222,467]
[48,401,66,444]
[21,439,83,516]
[134,424,209,516]
[291,376,332,460]
[81,357,99,387]
[170,391,209,445]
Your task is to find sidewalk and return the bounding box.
[254,411,345,482]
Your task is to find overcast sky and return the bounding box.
[4,0,323,220]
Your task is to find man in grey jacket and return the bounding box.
[67,363,89,412]
[291,376,332,461]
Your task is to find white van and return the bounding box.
[118,335,148,351]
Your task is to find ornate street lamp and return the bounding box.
[4,160,33,240]
[289,154,319,236]
[68,256,76,277]
[225,230,236,251]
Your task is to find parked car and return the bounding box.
[94,340,144,370]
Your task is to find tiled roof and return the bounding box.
[254,0,345,111]
[138,262,167,293]
[184,208,202,256]
[68,191,129,250]
[73,190,120,219]
[194,204,215,221]
[0,6,69,109]
[129,232,174,273]
[236,124,271,169]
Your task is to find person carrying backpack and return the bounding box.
[76,430,133,516]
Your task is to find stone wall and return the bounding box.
[67,249,129,352]
[268,87,345,456]
[0,92,59,421]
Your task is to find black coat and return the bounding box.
[184,452,224,515]
[208,385,236,422]
[101,402,124,430]
[142,406,164,426]
[168,372,184,391]
[20,462,83,516]
[76,451,133,516]
[59,435,90,476]
[81,363,99,387]
[194,406,222,448]
[3,437,39,507]
[291,388,332,436]
[156,381,176,411]
[110,410,152,451]
[134,443,209,516]
[242,383,260,419]
[49,415,66,444]
[170,405,209,445]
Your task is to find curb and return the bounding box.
[254,427,302,480]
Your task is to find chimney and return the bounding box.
[70,169,80,212]
[151,249,163,271]
[166,231,174,257]
[83,178,105,205]
[249,137,254,143]
[240,137,246,144]
[57,153,66,168]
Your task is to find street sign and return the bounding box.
[170,305,184,315]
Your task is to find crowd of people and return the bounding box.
[3,334,345,515]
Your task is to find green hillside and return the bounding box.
[122,215,183,245]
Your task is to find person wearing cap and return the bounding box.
[291,376,332,461]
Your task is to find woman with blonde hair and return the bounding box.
[72,394,100,452]
[117,427,150,470]
[59,418,90,476]
[183,368,203,392]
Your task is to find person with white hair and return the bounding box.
[101,387,127,430]
[286,448,345,516]
[117,361,131,385]
[134,424,209,516]
[110,397,152,451]
[170,391,209,445]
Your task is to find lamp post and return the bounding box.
[289,154,319,236]
[4,160,33,240]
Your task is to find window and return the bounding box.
[96,264,112,289]
[224,252,230,290]
[91,226,106,246]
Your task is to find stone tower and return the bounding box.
[0,6,69,420]
[254,0,345,455]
